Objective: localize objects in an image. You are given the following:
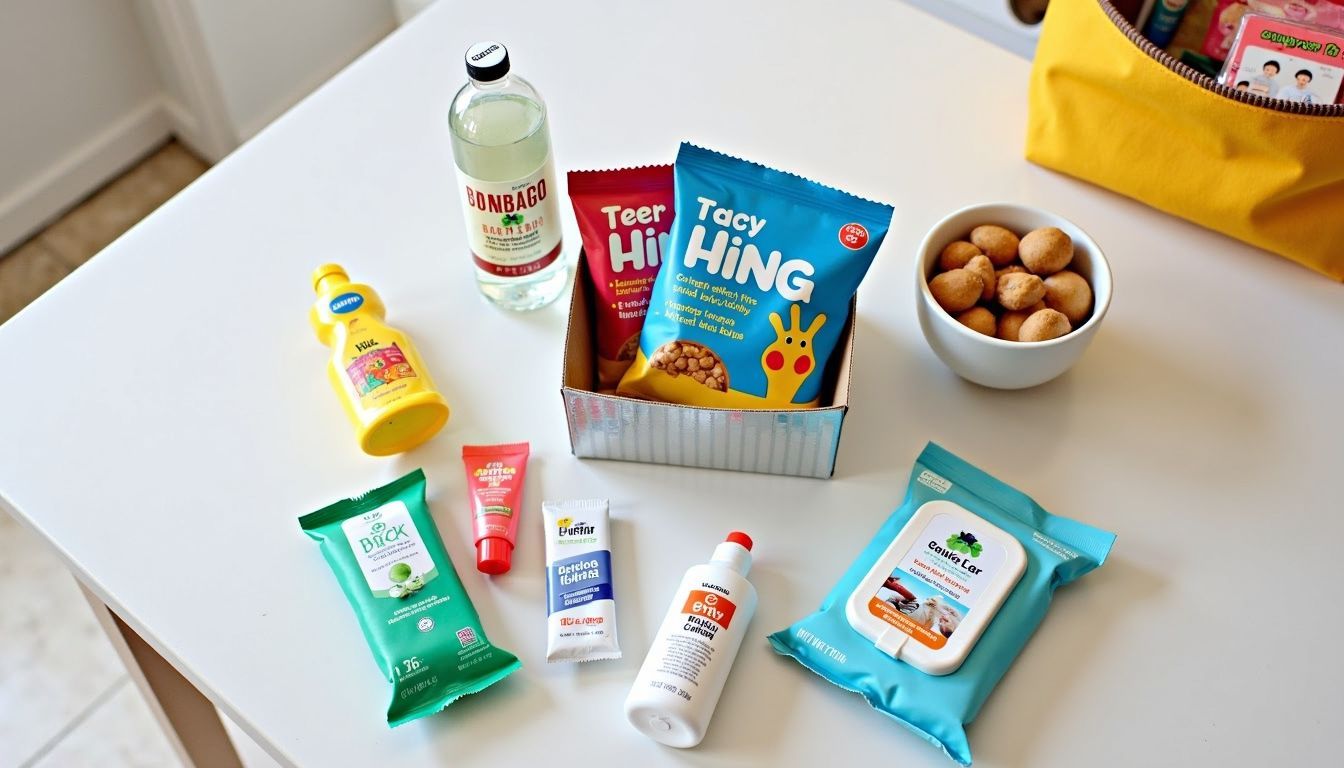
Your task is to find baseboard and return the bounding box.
[0,99,173,255]
[160,97,219,165]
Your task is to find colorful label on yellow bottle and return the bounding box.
[457,154,563,278]
[346,344,418,396]
[341,330,430,410]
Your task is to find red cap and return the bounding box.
[476,537,513,575]
[726,531,753,551]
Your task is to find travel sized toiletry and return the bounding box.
[769,443,1114,765]
[542,499,621,662]
[844,500,1026,675]
[309,264,450,456]
[1144,0,1193,46]
[449,41,568,310]
[461,442,531,575]
[625,532,757,748]
[299,469,520,726]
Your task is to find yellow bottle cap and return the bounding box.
[312,263,349,294]
[359,392,451,456]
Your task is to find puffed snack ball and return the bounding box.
[996,272,1046,310]
[1019,227,1074,275]
[1043,270,1092,325]
[970,225,1021,266]
[956,307,996,337]
[939,241,982,271]
[995,303,1044,342]
[1018,308,1072,342]
[964,255,997,301]
[930,269,983,313]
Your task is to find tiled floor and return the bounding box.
[0,141,206,324]
[1,142,276,768]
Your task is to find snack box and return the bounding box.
[561,255,856,479]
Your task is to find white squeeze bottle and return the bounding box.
[625,532,757,748]
[449,41,569,311]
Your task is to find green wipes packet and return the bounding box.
[299,468,520,726]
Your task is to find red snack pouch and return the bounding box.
[568,166,674,390]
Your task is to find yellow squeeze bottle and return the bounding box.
[310,264,450,456]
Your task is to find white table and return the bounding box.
[3,1,1341,766]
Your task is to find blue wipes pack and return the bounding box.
[768,443,1115,765]
[616,143,892,409]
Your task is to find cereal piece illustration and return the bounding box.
[617,333,641,361]
[650,341,727,391]
[763,304,827,404]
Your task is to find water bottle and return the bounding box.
[449,42,569,311]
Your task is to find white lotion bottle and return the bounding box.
[625,532,757,748]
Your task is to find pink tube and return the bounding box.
[462,442,530,575]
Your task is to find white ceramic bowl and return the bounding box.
[915,203,1112,389]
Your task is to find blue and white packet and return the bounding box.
[617,143,892,409]
[543,499,621,663]
[768,443,1115,764]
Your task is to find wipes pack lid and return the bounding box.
[844,500,1026,675]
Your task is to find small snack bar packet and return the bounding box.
[569,165,675,390]
[299,469,521,726]
[542,499,621,662]
[769,443,1115,765]
[617,143,892,409]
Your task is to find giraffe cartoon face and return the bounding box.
[761,303,826,403]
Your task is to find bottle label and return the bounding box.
[866,512,1005,650]
[340,500,439,599]
[456,154,563,278]
[338,315,433,410]
[346,343,418,396]
[681,589,738,630]
[647,586,738,688]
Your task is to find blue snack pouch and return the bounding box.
[616,143,892,408]
[768,443,1115,765]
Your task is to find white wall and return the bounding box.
[0,1,398,254]
[0,0,170,251]
[187,0,396,142]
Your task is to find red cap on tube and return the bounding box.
[726,531,753,551]
[476,537,513,574]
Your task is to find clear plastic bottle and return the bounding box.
[449,42,569,311]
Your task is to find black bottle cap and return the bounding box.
[465,41,510,82]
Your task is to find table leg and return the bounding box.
[79,584,245,768]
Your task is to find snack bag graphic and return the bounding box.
[568,165,675,390]
[762,304,826,404]
[617,144,891,409]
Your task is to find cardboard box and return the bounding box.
[561,256,854,479]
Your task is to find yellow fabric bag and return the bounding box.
[1026,0,1344,281]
